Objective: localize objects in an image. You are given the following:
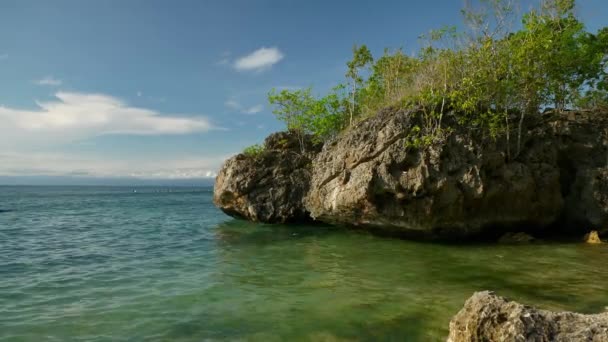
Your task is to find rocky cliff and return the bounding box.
[213,132,321,223]
[214,108,608,238]
[448,291,608,341]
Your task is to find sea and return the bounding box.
[1,186,607,341]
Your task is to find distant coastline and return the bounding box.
[0,176,215,187]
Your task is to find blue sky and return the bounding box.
[0,0,606,184]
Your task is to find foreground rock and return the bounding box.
[213,132,321,223]
[214,108,608,238]
[585,230,603,244]
[448,291,608,341]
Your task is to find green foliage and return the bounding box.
[360,49,420,116]
[346,45,374,82]
[242,144,265,158]
[404,125,430,149]
[266,0,608,154]
[268,86,348,151]
[346,45,374,125]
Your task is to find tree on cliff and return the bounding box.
[265,0,608,156]
[268,86,348,152]
[345,44,373,126]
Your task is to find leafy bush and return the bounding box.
[267,0,608,157]
[242,144,265,158]
[268,86,348,152]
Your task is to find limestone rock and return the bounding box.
[213,132,319,223]
[213,108,608,238]
[305,108,564,238]
[448,291,608,342]
[584,230,603,244]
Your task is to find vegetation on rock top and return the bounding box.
[265,0,608,158]
[242,144,265,158]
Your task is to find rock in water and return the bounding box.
[498,232,535,244]
[584,230,603,244]
[304,108,608,238]
[214,108,608,238]
[305,108,564,238]
[213,132,321,223]
[448,291,608,342]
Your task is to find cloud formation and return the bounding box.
[225,99,241,110]
[0,91,214,148]
[224,99,263,114]
[0,152,224,179]
[234,47,284,72]
[0,54,7,60]
[34,76,62,86]
[243,104,263,114]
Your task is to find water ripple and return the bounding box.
[1,186,608,341]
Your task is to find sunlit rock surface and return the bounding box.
[215,108,608,238]
[448,291,608,342]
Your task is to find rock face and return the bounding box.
[214,132,321,223]
[305,108,608,237]
[448,291,608,342]
[214,108,608,238]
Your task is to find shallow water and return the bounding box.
[1,186,607,341]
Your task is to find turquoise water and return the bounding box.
[1,186,608,341]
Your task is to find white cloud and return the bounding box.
[34,76,62,86]
[234,47,284,72]
[225,99,241,110]
[0,92,226,180]
[137,91,143,97]
[224,99,263,114]
[0,91,214,149]
[129,168,219,179]
[0,152,226,179]
[243,104,263,114]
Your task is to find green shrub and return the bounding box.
[266,0,608,157]
[268,86,348,152]
[242,144,265,158]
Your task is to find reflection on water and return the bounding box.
[1,186,607,341]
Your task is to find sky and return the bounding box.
[0,0,606,185]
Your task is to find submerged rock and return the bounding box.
[213,132,321,223]
[498,232,535,244]
[584,230,603,244]
[448,291,608,342]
